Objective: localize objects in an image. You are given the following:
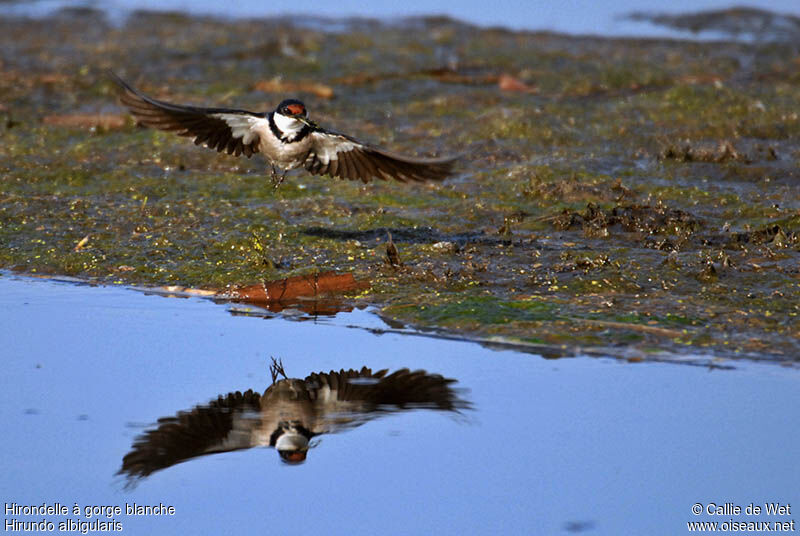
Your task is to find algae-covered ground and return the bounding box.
[1,8,799,361]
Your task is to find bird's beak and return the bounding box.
[296,116,315,128]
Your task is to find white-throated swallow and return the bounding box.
[110,73,456,186]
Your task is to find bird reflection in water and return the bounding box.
[119,359,469,485]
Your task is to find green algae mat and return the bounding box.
[1,9,798,361]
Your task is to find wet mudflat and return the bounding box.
[1,9,799,358]
[1,275,798,534]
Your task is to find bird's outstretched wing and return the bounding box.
[110,72,265,157]
[304,130,456,183]
[305,367,468,434]
[118,389,263,485]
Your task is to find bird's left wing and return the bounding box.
[304,130,456,183]
[304,367,468,434]
[110,72,265,157]
[119,389,263,485]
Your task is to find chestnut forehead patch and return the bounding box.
[286,103,305,115]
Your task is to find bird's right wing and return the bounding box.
[110,72,266,157]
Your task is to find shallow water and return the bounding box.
[4,0,800,37]
[1,275,797,534]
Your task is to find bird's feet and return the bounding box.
[270,166,288,189]
[270,357,288,383]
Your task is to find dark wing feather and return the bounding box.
[109,72,264,158]
[303,367,468,434]
[304,130,456,183]
[118,389,262,485]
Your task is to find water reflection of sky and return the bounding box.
[1,275,797,534]
[3,0,800,36]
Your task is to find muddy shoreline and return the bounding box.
[1,8,798,361]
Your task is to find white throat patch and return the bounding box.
[273,112,306,140]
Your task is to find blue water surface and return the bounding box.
[4,0,800,36]
[0,275,797,535]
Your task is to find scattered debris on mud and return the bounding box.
[1,7,799,361]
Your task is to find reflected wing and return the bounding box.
[110,72,265,157]
[304,130,456,183]
[305,367,468,433]
[119,390,262,484]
